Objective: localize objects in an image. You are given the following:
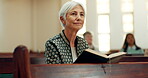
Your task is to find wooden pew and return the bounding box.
[0,54,45,74]
[0,58,14,74]
[0,53,14,78]
[29,51,45,64]
[30,63,148,78]
[0,46,45,78]
[119,56,148,63]
[0,53,13,58]
[13,45,148,78]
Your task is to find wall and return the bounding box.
[134,0,148,49]
[0,0,64,52]
[0,0,32,52]
[86,0,98,48]
[110,0,123,49]
[32,0,61,51]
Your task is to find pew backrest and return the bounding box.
[30,63,148,78]
[13,45,148,78]
[0,58,14,74]
[13,45,31,78]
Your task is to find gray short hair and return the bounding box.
[59,1,85,28]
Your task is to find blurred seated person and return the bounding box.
[120,33,144,54]
[83,31,96,50]
[44,1,89,64]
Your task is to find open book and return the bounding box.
[74,49,126,63]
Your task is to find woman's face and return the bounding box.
[126,34,135,45]
[63,5,84,31]
[84,34,93,45]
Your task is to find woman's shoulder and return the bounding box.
[46,34,61,43]
[76,36,88,44]
[136,48,144,53]
[76,36,85,41]
[76,36,88,46]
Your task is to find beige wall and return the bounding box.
[32,0,61,51]
[0,0,70,52]
[0,0,32,52]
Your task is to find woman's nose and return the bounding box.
[76,14,83,20]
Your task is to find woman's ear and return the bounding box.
[60,16,66,25]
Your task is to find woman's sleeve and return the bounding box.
[44,41,61,64]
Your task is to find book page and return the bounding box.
[108,52,126,58]
[85,49,108,58]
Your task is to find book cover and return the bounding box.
[74,49,126,63]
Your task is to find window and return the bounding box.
[97,0,110,52]
[121,0,133,12]
[96,0,134,52]
[122,14,133,33]
[121,0,134,33]
[97,0,110,14]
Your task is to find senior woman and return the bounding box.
[45,1,89,64]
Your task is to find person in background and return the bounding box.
[44,1,89,64]
[83,31,95,50]
[120,33,144,54]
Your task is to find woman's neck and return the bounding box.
[128,44,134,47]
[64,29,78,47]
[88,43,92,45]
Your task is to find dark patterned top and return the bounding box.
[45,30,89,64]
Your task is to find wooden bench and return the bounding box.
[0,53,15,78]
[119,56,148,63]
[13,45,148,78]
[0,58,14,74]
[0,46,45,78]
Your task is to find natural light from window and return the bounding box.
[98,34,110,52]
[97,0,110,52]
[121,0,133,12]
[122,14,133,33]
[121,0,134,34]
[97,0,109,14]
[98,15,110,33]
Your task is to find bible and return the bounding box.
[74,49,126,63]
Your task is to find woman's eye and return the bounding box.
[71,13,77,15]
[70,12,84,17]
[80,13,84,16]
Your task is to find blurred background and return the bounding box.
[0,0,148,53]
